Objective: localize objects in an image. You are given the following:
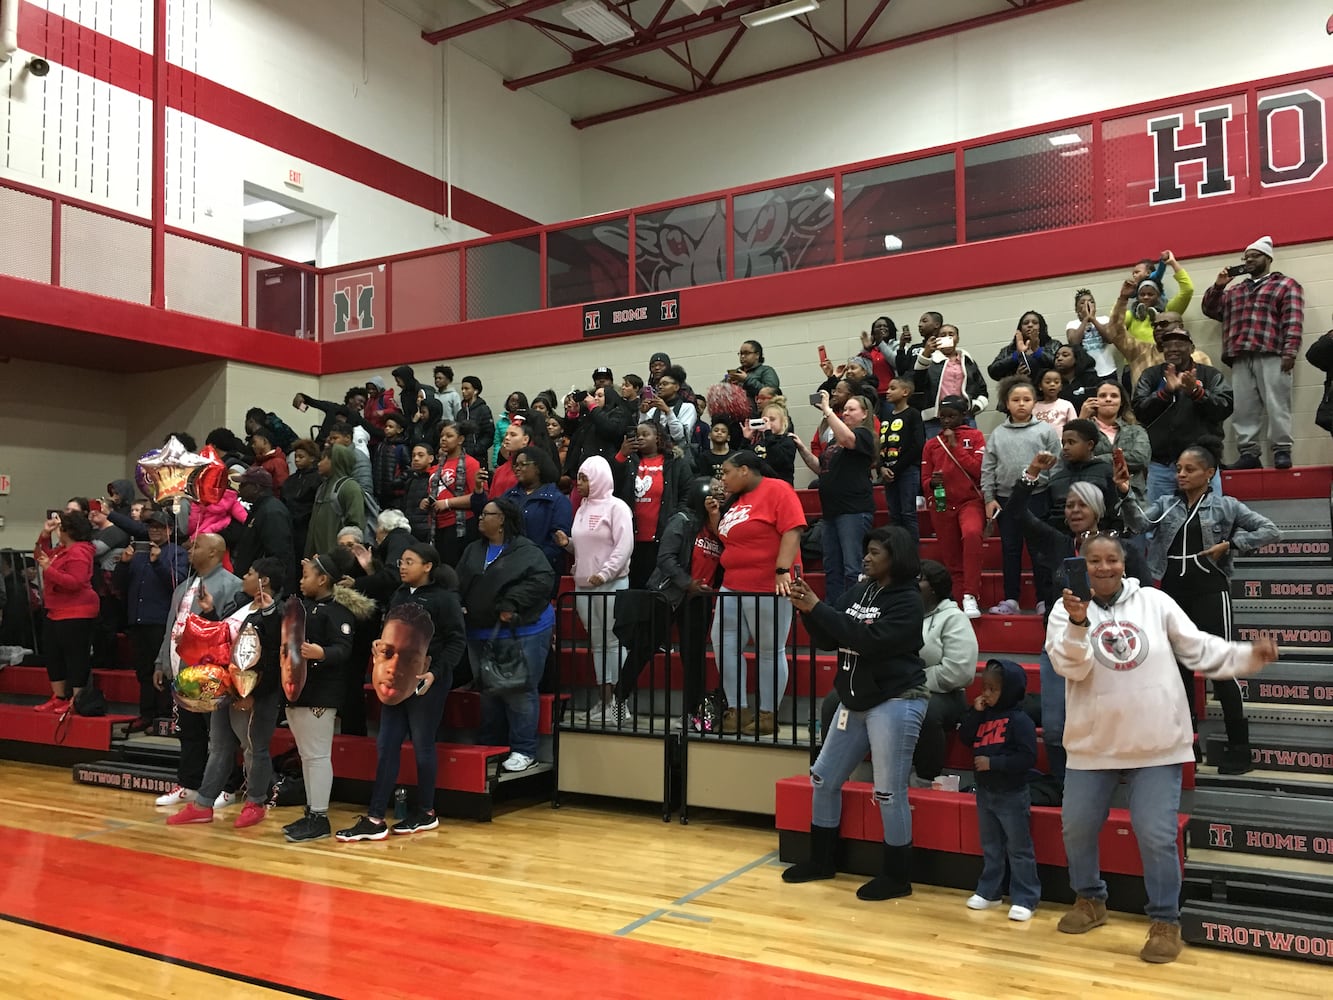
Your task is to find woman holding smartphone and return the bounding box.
[1121,437,1280,774]
[1003,450,1149,790]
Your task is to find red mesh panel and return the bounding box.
[964,127,1094,241]
[465,237,540,321]
[392,251,461,330]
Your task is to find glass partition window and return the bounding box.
[732,179,836,277]
[633,199,726,292]
[964,126,1094,241]
[841,154,956,260]
[547,218,630,307]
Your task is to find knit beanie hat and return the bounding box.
[1245,235,1275,262]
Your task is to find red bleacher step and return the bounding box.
[268,730,508,795]
[0,666,141,705]
[0,703,133,751]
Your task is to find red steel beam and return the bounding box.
[596,64,691,95]
[423,0,566,43]
[150,0,166,309]
[704,24,746,84]
[572,0,1081,127]
[505,4,766,89]
[848,0,894,50]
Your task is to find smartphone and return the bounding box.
[748,417,767,430]
[936,336,954,350]
[1226,264,1248,277]
[414,675,430,696]
[809,392,825,408]
[297,400,309,412]
[1112,447,1127,473]
[792,565,802,581]
[88,498,104,514]
[133,540,150,555]
[818,345,828,365]
[1063,557,1091,602]
[642,385,656,401]
[47,509,60,520]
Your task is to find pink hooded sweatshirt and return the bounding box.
[569,456,634,586]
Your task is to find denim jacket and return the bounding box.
[1122,489,1280,581]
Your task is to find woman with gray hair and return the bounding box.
[349,508,415,604]
[1003,455,1148,793]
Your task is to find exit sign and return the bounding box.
[0,474,9,494]
[285,169,304,190]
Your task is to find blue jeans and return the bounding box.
[1062,764,1184,923]
[810,695,927,845]
[1147,462,1223,508]
[711,590,792,713]
[369,665,452,819]
[469,626,552,758]
[1038,649,1066,781]
[822,511,874,605]
[884,467,920,545]
[976,785,1041,909]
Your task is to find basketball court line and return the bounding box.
[614,850,778,936]
[0,826,938,1000]
[0,912,332,999]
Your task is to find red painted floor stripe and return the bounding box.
[0,827,936,1000]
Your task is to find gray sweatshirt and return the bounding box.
[980,418,1061,502]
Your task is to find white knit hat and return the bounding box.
[1245,235,1275,261]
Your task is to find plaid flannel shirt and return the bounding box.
[1201,271,1304,364]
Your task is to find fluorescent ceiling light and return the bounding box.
[883,235,903,251]
[243,200,292,222]
[561,0,635,44]
[1047,133,1084,147]
[741,0,820,29]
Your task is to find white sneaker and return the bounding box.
[501,752,536,773]
[966,894,1004,910]
[1034,601,1046,617]
[962,595,981,619]
[585,701,607,724]
[212,791,237,809]
[155,786,195,807]
[988,599,1019,615]
[1008,904,1034,922]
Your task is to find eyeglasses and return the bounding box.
[512,461,532,469]
[479,510,503,519]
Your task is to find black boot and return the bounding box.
[1218,720,1252,775]
[857,841,913,900]
[782,824,839,883]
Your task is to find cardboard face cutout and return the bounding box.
[280,597,307,702]
[371,608,434,706]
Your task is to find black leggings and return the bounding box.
[43,617,95,689]
[912,689,968,780]
[1168,586,1246,744]
[129,623,168,718]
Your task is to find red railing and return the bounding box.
[3,65,1331,348]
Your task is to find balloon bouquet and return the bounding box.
[136,436,236,712]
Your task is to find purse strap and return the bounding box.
[938,439,985,502]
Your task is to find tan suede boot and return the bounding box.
[721,707,755,735]
[1057,896,1108,934]
[1140,922,1183,963]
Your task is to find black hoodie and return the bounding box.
[801,578,926,712]
[957,658,1038,792]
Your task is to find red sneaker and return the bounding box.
[234,802,267,829]
[34,696,70,713]
[166,802,214,826]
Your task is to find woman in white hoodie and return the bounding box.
[1046,533,1276,965]
[912,560,980,784]
[554,456,634,726]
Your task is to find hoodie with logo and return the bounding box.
[1047,576,1259,771]
[957,658,1037,792]
[566,456,634,586]
[801,578,926,712]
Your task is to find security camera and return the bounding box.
[28,57,50,77]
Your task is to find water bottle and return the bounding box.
[393,787,407,821]
[933,481,947,513]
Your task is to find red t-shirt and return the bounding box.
[431,454,481,528]
[689,528,724,588]
[633,455,665,542]
[717,476,806,592]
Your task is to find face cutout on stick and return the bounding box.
[372,603,435,706]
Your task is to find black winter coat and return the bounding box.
[456,535,554,630]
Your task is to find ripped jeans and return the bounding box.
[810,694,927,846]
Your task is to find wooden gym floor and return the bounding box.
[0,760,1326,999]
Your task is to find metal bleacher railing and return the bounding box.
[0,548,43,658]
[554,588,820,823]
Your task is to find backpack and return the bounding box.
[73,684,108,717]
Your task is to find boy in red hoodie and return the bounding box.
[920,395,987,618]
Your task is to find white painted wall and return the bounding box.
[244,220,319,264]
[577,0,1333,214]
[0,0,580,267]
